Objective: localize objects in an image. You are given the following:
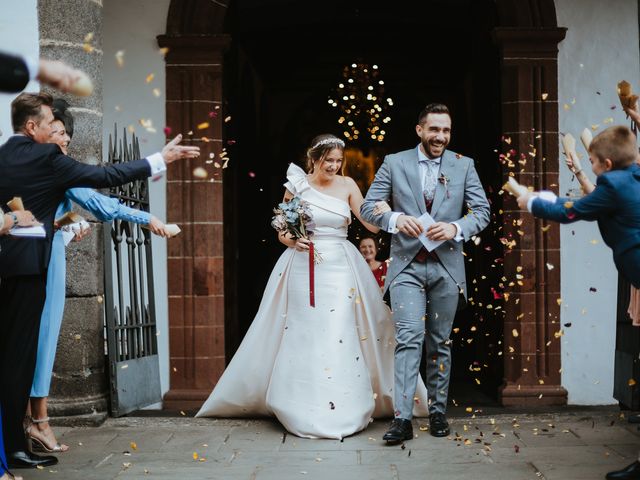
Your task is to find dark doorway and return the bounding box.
[222,0,504,404]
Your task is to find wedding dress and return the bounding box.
[196,163,428,439]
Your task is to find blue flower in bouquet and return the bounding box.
[271,196,322,264]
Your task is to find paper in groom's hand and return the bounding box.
[417,212,444,252]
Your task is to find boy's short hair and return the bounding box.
[589,125,638,169]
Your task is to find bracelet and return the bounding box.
[573,169,583,175]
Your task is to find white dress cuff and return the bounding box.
[451,222,463,242]
[146,153,166,179]
[387,212,403,233]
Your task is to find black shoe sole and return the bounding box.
[383,433,413,444]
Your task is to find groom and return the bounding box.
[361,103,490,442]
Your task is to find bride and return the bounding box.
[197,134,428,439]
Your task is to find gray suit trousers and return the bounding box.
[389,257,459,419]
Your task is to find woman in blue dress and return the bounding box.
[26,99,172,453]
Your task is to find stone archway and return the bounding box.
[159,0,566,409]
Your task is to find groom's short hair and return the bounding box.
[418,103,450,125]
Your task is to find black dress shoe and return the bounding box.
[607,460,640,479]
[382,418,413,443]
[7,450,58,469]
[429,412,450,437]
[628,413,640,424]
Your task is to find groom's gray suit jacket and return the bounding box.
[361,147,490,300]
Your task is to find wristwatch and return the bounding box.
[8,212,18,226]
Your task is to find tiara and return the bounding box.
[312,137,345,149]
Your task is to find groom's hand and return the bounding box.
[396,215,424,238]
[426,222,456,241]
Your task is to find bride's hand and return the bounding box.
[373,201,391,215]
[294,237,311,252]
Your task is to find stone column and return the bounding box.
[38,0,108,424]
[494,28,569,406]
[157,34,231,410]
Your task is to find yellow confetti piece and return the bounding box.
[465,407,473,413]
[541,93,549,100]
[83,43,94,53]
[192,452,198,460]
[146,73,155,84]
[591,124,600,131]
[556,298,562,306]
[512,329,519,337]
[224,116,232,123]
[604,117,614,124]
[130,441,137,450]
[193,167,208,179]
[546,263,554,270]
[159,47,169,56]
[629,379,637,386]
[554,330,564,338]
[153,88,161,97]
[563,104,570,110]
[115,50,125,67]
[563,201,574,209]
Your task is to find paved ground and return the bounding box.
[16,409,640,479]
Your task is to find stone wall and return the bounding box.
[38,0,108,423]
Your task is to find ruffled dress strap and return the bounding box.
[283,163,310,196]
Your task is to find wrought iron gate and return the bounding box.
[103,128,162,416]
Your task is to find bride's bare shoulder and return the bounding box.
[340,175,359,191]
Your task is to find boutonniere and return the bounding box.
[439,173,451,198]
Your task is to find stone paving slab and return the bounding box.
[13,410,640,480]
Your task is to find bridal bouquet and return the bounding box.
[271,197,321,307]
[271,196,316,241]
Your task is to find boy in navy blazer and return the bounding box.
[517,125,640,288]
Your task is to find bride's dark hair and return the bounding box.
[306,134,345,174]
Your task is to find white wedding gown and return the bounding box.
[196,164,428,439]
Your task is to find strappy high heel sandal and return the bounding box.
[1,472,24,480]
[27,417,69,453]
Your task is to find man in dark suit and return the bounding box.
[0,50,87,94]
[0,92,199,468]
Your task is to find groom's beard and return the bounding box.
[421,139,448,159]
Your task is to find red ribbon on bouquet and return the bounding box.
[309,241,315,307]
